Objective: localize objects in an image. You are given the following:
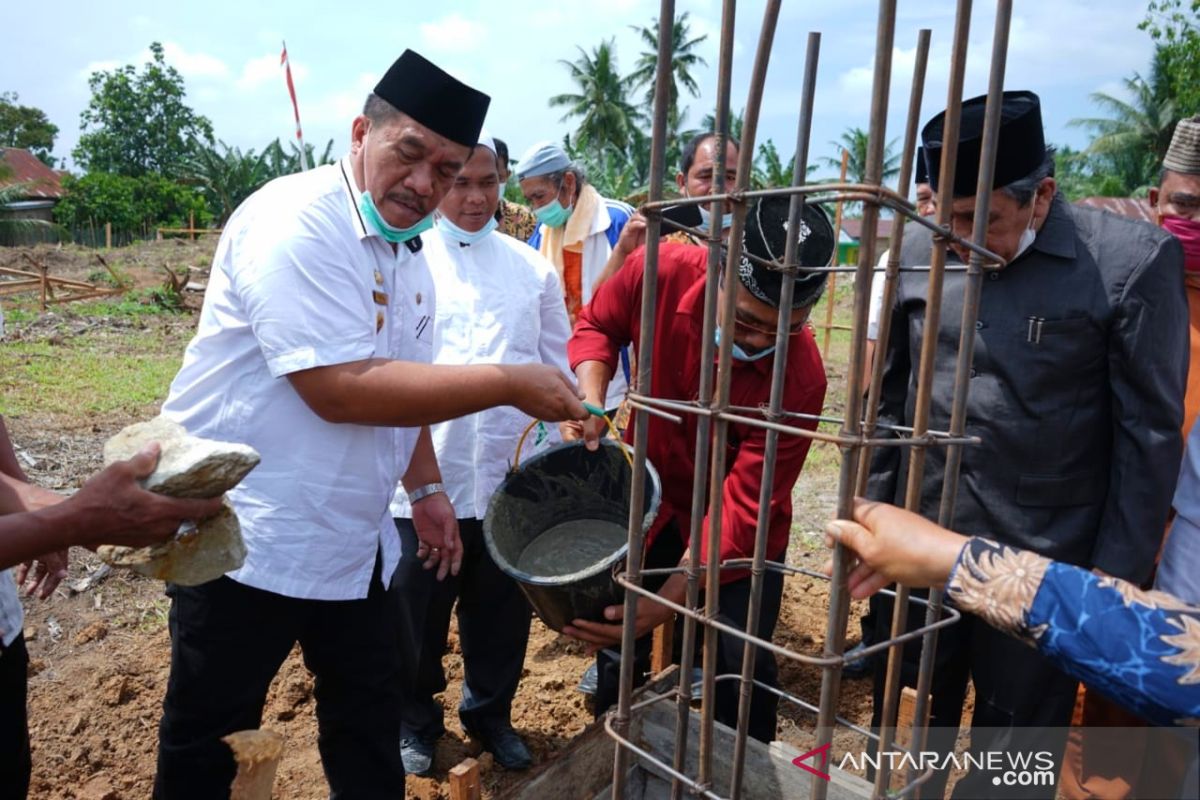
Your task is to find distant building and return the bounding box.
[0,147,66,244]
[838,217,893,265]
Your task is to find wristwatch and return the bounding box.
[407,482,446,503]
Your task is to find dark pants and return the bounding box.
[391,517,531,740]
[870,589,1079,799]
[0,634,31,800]
[154,561,404,800]
[594,523,784,743]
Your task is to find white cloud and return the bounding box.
[418,13,487,53]
[161,41,230,81]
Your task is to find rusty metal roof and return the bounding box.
[1073,196,1155,224]
[0,147,65,199]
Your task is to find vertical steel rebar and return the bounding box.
[910,4,1014,777]
[727,30,822,800]
[610,2,676,796]
[855,27,932,499]
[669,1,738,796]
[811,4,896,799]
[867,19,959,794]
[698,1,782,788]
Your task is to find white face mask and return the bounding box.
[1012,197,1039,261]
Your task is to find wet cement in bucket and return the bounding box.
[516,519,627,578]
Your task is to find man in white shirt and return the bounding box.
[154,51,586,799]
[0,416,220,800]
[391,135,570,776]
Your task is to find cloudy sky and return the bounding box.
[3,1,1156,178]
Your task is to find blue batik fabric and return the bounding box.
[947,536,1200,727]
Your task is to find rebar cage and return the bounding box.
[604,1,1015,798]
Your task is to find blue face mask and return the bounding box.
[439,214,498,245]
[360,190,434,243]
[715,325,774,362]
[698,203,734,234]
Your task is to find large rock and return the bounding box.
[98,417,259,585]
[102,417,260,498]
[98,500,247,586]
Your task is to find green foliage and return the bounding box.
[74,42,214,177]
[1053,144,1130,200]
[1069,46,1181,195]
[820,127,901,185]
[54,172,209,239]
[1141,0,1200,112]
[550,40,643,157]
[0,92,58,166]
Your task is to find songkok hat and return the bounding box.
[374,50,490,148]
[515,141,572,180]
[915,145,929,185]
[922,90,1046,197]
[1164,115,1200,175]
[737,196,835,309]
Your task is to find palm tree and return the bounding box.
[549,40,642,157]
[628,13,708,118]
[182,140,270,225]
[1069,48,1180,194]
[820,127,901,185]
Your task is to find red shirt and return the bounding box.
[569,243,827,582]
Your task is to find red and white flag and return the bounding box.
[280,41,309,171]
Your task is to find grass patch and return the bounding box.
[74,288,184,318]
[0,333,183,418]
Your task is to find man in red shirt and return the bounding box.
[563,195,833,742]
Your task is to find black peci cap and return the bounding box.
[373,50,490,147]
[922,90,1045,198]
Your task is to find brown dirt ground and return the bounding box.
[5,242,882,799]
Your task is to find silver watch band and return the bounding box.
[407,482,446,503]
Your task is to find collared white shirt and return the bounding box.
[162,157,434,600]
[391,224,571,520]
[0,570,22,648]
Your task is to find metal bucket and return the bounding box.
[483,439,661,633]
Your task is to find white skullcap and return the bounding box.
[515,141,571,180]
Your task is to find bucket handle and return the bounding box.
[512,403,634,471]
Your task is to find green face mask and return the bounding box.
[359,190,434,243]
[533,187,573,228]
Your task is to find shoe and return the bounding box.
[465,722,533,771]
[577,662,599,695]
[400,736,436,777]
[841,642,874,680]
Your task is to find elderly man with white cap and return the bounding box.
[516,141,635,413]
[390,133,572,776]
[153,51,586,798]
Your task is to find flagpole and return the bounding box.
[281,40,310,171]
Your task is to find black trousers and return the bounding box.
[391,517,531,740]
[0,633,30,800]
[869,589,1078,799]
[154,561,404,800]
[594,523,784,743]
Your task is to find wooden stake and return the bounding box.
[223,729,284,800]
[104,222,112,250]
[823,148,850,359]
[449,757,482,800]
[890,686,921,792]
[190,210,195,241]
[651,619,675,674]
